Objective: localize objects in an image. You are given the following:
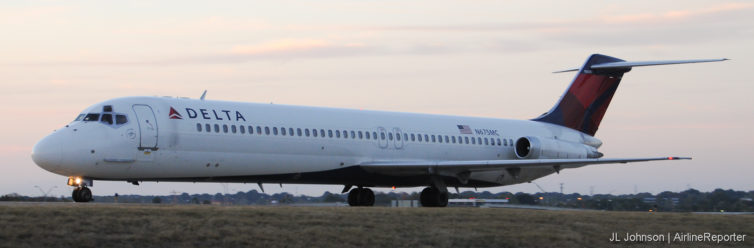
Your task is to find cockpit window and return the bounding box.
[74,114,85,122]
[101,114,113,125]
[83,113,100,122]
[115,114,128,125]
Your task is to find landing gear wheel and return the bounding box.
[420,187,448,207]
[347,188,375,207]
[72,187,93,202]
[72,188,81,202]
[348,188,360,206]
[360,188,375,206]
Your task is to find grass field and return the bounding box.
[0,203,752,248]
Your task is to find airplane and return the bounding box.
[31,54,726,207]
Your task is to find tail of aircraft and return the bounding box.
[533,54,726,136]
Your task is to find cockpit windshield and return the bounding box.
[75,112,128,126]
[82,113,100,122]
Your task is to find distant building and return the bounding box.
[391,200,419,207]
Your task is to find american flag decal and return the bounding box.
[457,125,472,134]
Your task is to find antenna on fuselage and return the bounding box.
[200,90,207,100]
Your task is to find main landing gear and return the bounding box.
[68,176,93,202]
[420,187,448,207]
[347,187,375,206]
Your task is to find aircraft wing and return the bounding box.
[359,157,690,175]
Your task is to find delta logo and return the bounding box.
[168,106,247,122]
[169,107,183,119]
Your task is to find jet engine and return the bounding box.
[514,136,602,159]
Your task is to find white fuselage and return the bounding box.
[33,96,595,188]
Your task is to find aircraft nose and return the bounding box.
[31,134,62,171]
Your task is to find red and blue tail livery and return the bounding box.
[534,54,726,136]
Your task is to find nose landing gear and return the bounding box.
[72,187,93,202]
[67,176,93,202]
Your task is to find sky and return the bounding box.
[1,0,752,198]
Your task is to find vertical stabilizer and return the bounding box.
[534,54,627,136]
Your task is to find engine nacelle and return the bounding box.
[514,136,602,159]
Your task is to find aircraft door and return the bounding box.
[377,127,388,149]
[132,104,159,150]
[392,127,404,149]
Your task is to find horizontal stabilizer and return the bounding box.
[591,58,728,70]
[554,58,727,73]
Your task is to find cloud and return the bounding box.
[230,39,331,55]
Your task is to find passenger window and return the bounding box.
[395,133,400,141]
[231,125,237,133]
[83,113,100,122]
[206,124,211,132]
[307,129,312,137]
[313,129,318,137]
[257,126,262,135]
[273,127,278,135]
[265,127,270,135]
[418,134,423,142]
[342,130,347,138]
[471,137,476,144]
[196,123,202,132]
[437,135,442,143]
[281,127,286,136]
[497,138,501,146]
[403,133,408,140]
[452,136,456,143]
[289,128,294,136]
[223,124,229,133]
[373,132,378,140]
[336,130,341,138]
[351,131,356,139]
[380,132,386,140]
[240,125,245,134]
[484,138,489,145]
[115,114,128,124]
[503,139,507,146]
[101,114,113,125]
[388,133,393,140]
[248,126,253,134]
[328,130,333,138]
[424,134,429,142]
[297,128,302,136]
[320,129,325,137]
[358,131,363,139]
[478,137,482,145]
[431,135,436,143]
[411,134,415,141]
[444,136,449,143]
[214,124,220,133]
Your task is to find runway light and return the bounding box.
[649,209,653,212]
[391,186,396,190]
[539,196,544,200]
[668,157,674,160]
[577,197,582,201]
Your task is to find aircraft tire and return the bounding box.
[348,188,361,206]
[361,188,375,206]
[72,188,81,202]
[78,187,93,202]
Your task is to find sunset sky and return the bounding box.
[2,0,752,198]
